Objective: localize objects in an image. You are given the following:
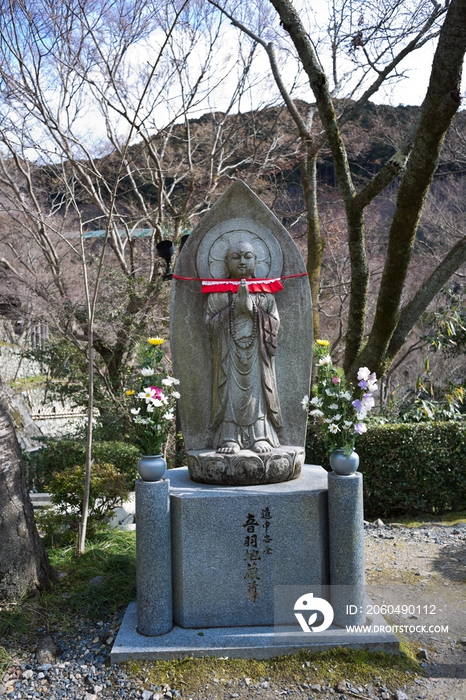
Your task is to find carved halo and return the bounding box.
[196,218,284,279]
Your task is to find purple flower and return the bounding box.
[354,422,367,435]
[352,399,362,411]
[358,379,368,390]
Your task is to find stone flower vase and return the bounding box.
[329,448,359,476]
[137,454,167,482]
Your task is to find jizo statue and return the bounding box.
[170,180,313,485]
[206,240,282,455]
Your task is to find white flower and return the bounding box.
[140,367,154,377]
[162,376,180,386]
[151,398,163,408]
[362,394,375,410]
[325,388,334,396]
[172,391,181,400]
[356,409,368,421]
[357,367,371,381]
[138,387,155,401]
[317,355,332,366]
[329,403,339,410]
[340,391,352,400]
[328,423,340,433]
[301,395,309,410]
[310,409,324,418]
[130,407,140,415]
[146,403,154,413]
[333,414,342,421]
[163,411,175,420]
[310,396,322,406]
[343,420,353,428]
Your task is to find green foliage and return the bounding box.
[398,394,464,422]
[422,287,466,355]
[27,439,139,544]
[36,461,131,544]
[50,461,129,518]
[306,422,466,518]
[25,439,139,492]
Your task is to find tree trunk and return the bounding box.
[0,396,52,601]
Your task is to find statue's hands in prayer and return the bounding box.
[234,278,254,315]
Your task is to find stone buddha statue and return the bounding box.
[171,180,312,485]
[205,240,283,455]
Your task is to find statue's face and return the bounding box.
[225,241,256,278]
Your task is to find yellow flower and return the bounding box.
[125,390,135,396]
[148,337,165,346]
[316,339,330,347]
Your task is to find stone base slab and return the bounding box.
[186,446,304,485]
[111,602,400,662]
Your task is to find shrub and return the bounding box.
[25,439,140,492]
[36,461,132,545]
[306,421,466,518]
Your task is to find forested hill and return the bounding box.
[31,100,465,238]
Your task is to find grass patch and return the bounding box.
[390,510,466,528]
[125,647,420,694]
[0,645,12,674]
[44,529,136,621]
[9,375,47,392]
[0,529,136,642]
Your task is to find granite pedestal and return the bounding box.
[112,465,400,662]
[169,465,328,628]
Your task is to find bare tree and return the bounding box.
[0,0,304,552]
[209,0,466,381]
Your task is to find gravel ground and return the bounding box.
[1,522,465,700]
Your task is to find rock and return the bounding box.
[22,669,34,679]
[459,637,466,646]
[374,518,384,528]
[396,691,409,700]
[36,635,57,665]
[142,691,153,700]
[419,649,429,660]
[244,678,251,686]
[310,684,321,691]
[260,681,269,688]
[380,693,391,700]
[89,576,105,587]
[336,681,346,692]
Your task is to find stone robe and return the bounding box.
[206,291,283,450]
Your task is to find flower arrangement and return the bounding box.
[303,339,377,457]
[125,338,180,456]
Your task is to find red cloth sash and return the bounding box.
[200,278,283,294]
[172,272,307,293]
